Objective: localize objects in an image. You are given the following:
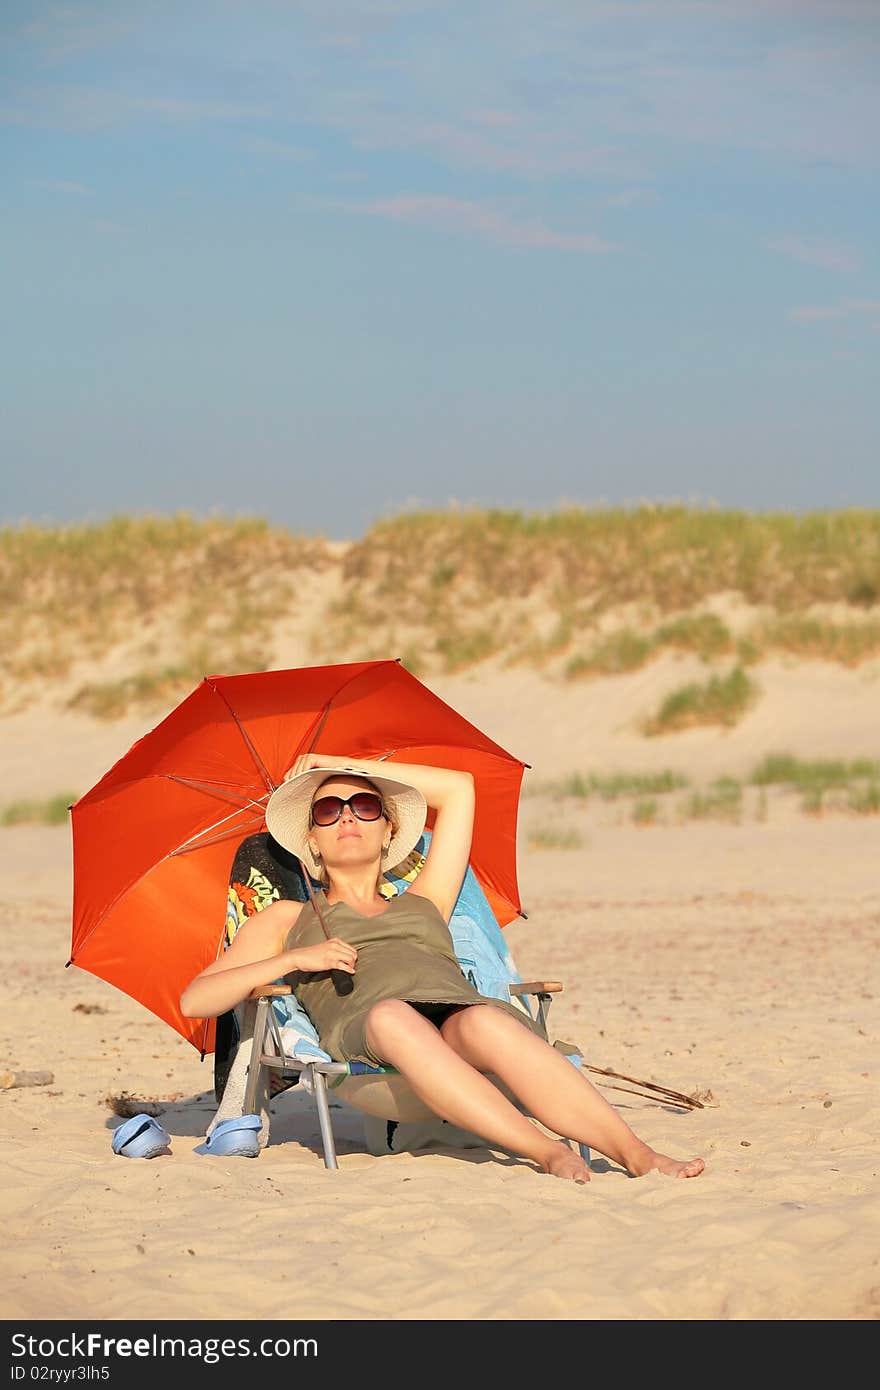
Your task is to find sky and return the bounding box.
[2,0,879,540]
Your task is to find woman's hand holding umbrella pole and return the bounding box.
[293,939,358,978]
[180,928,357,1021]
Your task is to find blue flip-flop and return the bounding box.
[194,1114,261,1158]
[111,1113,172,1159]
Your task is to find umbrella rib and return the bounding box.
[173,664,402,858]
[170,801,268,856]
[174,663,410,861]
[170,813,267,857]
[291,661,399,763]
[166,775,268,807]
[206,678,277,793]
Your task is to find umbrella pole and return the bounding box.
[297,858,354,997]
[293,715,355,996]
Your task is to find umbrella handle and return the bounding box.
[331,970,354,996]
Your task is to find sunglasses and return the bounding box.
[310,792,386,827]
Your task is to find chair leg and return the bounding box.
[243,997,269,1116]
[311,1067,339,1170]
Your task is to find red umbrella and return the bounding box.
[69,658,528,1053]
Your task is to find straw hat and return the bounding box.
[265,764,427,881]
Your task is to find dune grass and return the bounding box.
[4,507,880,714]
[524,770,689,799]
[0,514,335,716]
[346,504,880,612]
[565,631,654,679]
[66,665,216,720]
[750,752,880,788]
[681,777,744,822]
[653,612,733,659]
[754,615,880,665]
[749,752,880,816]
[643,666,757,734]
[526,756,880,829]
[846,783,880,814]
[526,827,585,850]
[563,613,880,683]
[1,792,78,826]
[320,504,880,673]
[564,614,732,680]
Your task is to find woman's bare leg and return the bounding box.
[364,999,590,1181]
[440,1005,705,1179]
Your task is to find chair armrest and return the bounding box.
[247,984,292,999]
[252,981,562,1001]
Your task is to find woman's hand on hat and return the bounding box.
[282,752,343,782]
[286,937,357,976]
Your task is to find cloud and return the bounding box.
[237,137,315,162]
[767,236,860,272]
[334,193,613,251]
[466,108,519,129]
[0,87,269,130]
[354,118,633,179]
[602,188,654,208]
[6,1,879,184]
[790,299,880,322]
[18,5,137,64]
[129,96,269,123]
[36,179,90,195]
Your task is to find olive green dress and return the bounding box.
[284,888,544,1067]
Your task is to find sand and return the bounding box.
[1,665,879,1323]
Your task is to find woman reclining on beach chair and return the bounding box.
[181,753,705,1185]
[211,820,586,1163]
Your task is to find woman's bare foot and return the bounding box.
[541,1140,591,1184]
[625,1142,705,1179]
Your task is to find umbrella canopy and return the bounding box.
[69,659,528,1052]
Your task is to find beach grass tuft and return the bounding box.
[565,630,653,679]
[653,612,733,660]
[527,827,584,850]
[748,751,880,816]
[754,616,880,665]
[644,666,757,735]
[749,752,880,789]
[632,797,660,825]
[1,792,79,826]
[524,770,689,799]
[846,782,880,815]
[680,778,743,822]
[519,756,880,828]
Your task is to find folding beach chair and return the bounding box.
[212,830,589,1170]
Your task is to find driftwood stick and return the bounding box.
[1,1069,54,1090]
[591,1081,692,1108]
[584,1063,704,1110]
